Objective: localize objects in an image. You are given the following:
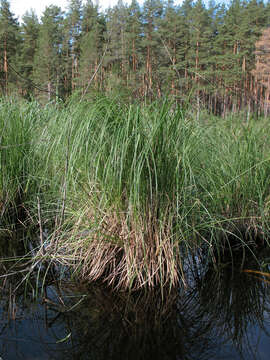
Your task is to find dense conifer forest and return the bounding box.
[1,0,270,115]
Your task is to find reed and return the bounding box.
[0,100,42,224]
[44,97,199,289]
[1,96,270,290]
[195,114,270,251]
[41,97,270,290]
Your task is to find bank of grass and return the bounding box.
[1,97,270,290]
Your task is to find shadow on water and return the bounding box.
[1,233,270,359]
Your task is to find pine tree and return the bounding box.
[189,0,213,114]
[0,0,20,95]
[241,0,267,113]
[33,5,64,101]
[219,0,246,114]
[142,0,163,98]
[67,0,82,91]
[20,10,40,99]
[206,1,225,113]
[0,0,265,113]
[252,27,270,115]
[104,0,129,95]
[159,0,187,97]
[78,0,105,94]
[126,0,142,98]
[177,0,194,95]
[61,16,72,98]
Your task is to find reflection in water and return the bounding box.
[189,250,270,359]
[0,236,270,359]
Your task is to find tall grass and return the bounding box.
[38,97,270,290]
[196,115,270,245]
[40,98,203,289]
[0,100,42,224]
[1,97,270,290]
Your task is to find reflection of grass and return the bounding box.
[194,251,270,358]
[46,281,218,360]
[243,269,270,285]
[2,242,270,360]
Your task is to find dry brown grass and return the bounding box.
[54,206,182,291]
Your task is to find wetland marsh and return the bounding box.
[1,97,270,358]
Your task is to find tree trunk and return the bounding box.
[4,37,8,95]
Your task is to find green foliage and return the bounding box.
[78,1,105,92]
[33,5,64,101]
[0,100,41,221]
[20,10,40,99]
[30,97,270,288]
[0,0,268,111]
[0,0,20,95]
[1,97,270,288]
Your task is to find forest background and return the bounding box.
[1,0,270,116]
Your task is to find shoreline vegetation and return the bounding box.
[1,96,270,291]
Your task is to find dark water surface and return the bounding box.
[1,236,270,359]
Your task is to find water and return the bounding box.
[0,236,270,359]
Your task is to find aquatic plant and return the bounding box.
[2,96,270,291]
[40,97,270,290]
[0,100,41,224]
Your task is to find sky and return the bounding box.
[10,0,183,20]
[10,0,80,19]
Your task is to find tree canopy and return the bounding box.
[1,0,270,114]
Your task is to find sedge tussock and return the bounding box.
[3,97,270,292]
[54,207,180,291]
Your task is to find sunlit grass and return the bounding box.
[1,96,270,290]
[0,100,42,223]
